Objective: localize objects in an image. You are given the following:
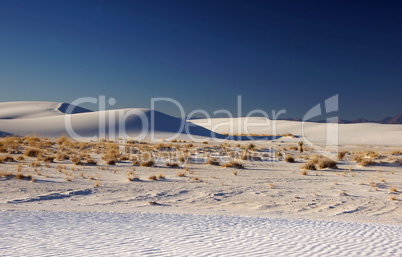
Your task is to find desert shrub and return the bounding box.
[308,155,337,169]
[16,156,25,162]
[43,156,55,163]
[25,148,42,157]
[71,156,84,165]
[15,173,32,180]
[57,135,69,145]
[338,151,348,160]
[284,155,295,163]
[207,158,220,166]
[157,173,165,180]
[86,158,97,165]
[106,159,116,165]
[132,157,140,166]
[359,158,375,167]
[118,155,130,161]
[26,135,42,147]
[298,141,304,153]
[1,156,15,162]
[317,158,337,169]
[301,162,316,170]
[289,145,298,151]
[148,175,157,180]
[166,162,180,168]
[0,142,7,153]
[222,161,244,169]
[365,151,380,158]
[56,151,69,161]
[391,150,402,155]
[140,160,154,167]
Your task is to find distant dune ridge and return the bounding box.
[0,101,401,146]
[281,114,402,124]
[0,101,221,140]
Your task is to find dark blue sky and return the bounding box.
[0,0,401,120]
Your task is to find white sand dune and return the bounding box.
[1,101,401,146]
[191,117,402,146]
[0,101,220,140]
[0,210,401,257]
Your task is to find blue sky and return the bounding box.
[0,0,401,120]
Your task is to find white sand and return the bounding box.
[0,101,401,256]
[1,210,401,257]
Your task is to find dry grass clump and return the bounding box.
[338,151,348,160]
[289,145,298,151]
[157,173,165,180]
[307,155,337,169]
[56,151,69,161]
[148,175,158,180]
[390,185,397,192]
[43,156,55,163]
[128,174,140,181]
[284,154,295,163]
[365,151,380,158]
[118,155,130,161]
[15,173,32,180]
[140,160,154,167]
[0,171,14,178]
[317,158,337,169]
[132,157,140,166]
[359,158,376,167]
[166,162,180,168]
[206,158,220,166]
[86,158,97,165]
[301,170,308,175]
[0,142,7,153]
[391,150,402,155]
[57,135,69,145]
[339,191,347,196]
[176,171,186,177]
[222,161,244,169]
[71,156,84,165]
[106,159,116,165]
[1,156,15,162]
[16,156,25,162]
[25,148,42,157]
[301,162,316,170]
[102,146,119,164]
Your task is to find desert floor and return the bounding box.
[1,136,401,225]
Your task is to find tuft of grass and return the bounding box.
[157,173,165,180]
[284,155,295,163]
[15,173,32,180]
[222,161,244,169]
[359,158,376,167]
[140,160,154,167]
[338,151,348,160]
[301,170,307,175]
[149,175,158,180]
[1,156,15,162]
[301,162,316,170]
[86,158,97,165]
[317,158,337,169]
[25,148,41,157]
[390,185,397,192]
[176,171,186,177]
[339,191,347,196]
[269,183,274,189]
[206,158,220,166]
[166,162,180,168]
